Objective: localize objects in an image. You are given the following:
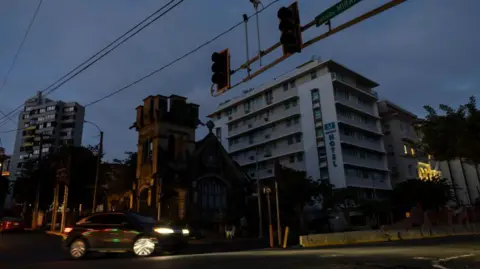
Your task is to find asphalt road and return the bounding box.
[1,232,479,269]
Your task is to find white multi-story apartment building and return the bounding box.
[209,59,391,197]
[377,100,421,186]
[378,99,480,205]
[6,91,85,206]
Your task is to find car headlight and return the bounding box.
[182,229,189,235]
[154,228,174,234]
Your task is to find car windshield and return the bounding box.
[128,213,158,224]
[128,213,178,226]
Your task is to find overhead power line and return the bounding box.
[0,0,43,125]
[0,0,282,135]
[84,0,281,107]
[0,0,183,125]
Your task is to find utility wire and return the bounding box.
[85,0,280,107]
[0,0,43,125]
[0,0,282,134]
[0,0,182,125]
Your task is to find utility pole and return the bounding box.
[255,149,263,238]
[92,131,103,213]
[274,180,282,246]
[32,134,46,229]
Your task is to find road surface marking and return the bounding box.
[432,253,475,269]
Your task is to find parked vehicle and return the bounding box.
[0,217,25,232]
[63,212,189,259]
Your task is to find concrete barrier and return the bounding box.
[299,224,480,248]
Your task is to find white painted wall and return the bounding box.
[297,79,320,181]
[317,73,346,188]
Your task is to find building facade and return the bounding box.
[378,100,422,186]
[128,95,249,229]
[379,99,480,205]
[210,59,391,197]
[7,91,85,206]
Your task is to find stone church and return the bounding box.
[117,94,250,229]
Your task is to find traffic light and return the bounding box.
[211,49,231,93]
[277,1,302,55]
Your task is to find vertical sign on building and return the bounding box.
[323,121,346,187]
[324,122,338,167]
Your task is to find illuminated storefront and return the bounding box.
[417,162,441,180]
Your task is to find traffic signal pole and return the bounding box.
[213,0,408,96]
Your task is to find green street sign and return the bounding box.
[315,0,363,27]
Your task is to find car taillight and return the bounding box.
[64,227,73,233]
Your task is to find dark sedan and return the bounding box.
[63,212,189,259]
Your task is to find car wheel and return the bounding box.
[69,238,88,259]
[133,237,156,257]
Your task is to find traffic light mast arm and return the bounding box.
[234,0,406,84]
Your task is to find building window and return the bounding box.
[286,119,291,127]
[289,80,296,88]
[311,89,319,101]
[287,137,293,145]
[283,83,288,91]
[314,108,322,120]
[291,99,297,107]
[264,90,273,104]
[295,134,302,143]
[297,153,304,162]
[289,155,295,163]
[316,128,324,137]
[403,144,408,154]
[310,71,317,79]
[64,107,75,112]
[410,148,415,156]
[215,127,221,139]
[284,101,290,110]
[244,102,251,113]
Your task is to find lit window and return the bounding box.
[403,145,408,154]
[410,148,415,156]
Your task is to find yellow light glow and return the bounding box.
[410,148,415,156]
[403,145,408,154]
[417,162,441,180]
[1,171,9,177]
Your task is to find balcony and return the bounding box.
[339,133,385,153]
[334,96,376,116]
[343,155,388,172]
[226,88,299,124]
[331,73,378,100]
[234,142,304,167]
[228,106,300,138]
[345,175,391,190]
[229,123,302,153]
[23,142,34,147]
[337,116,382,136]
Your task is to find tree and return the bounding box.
[418,96,480,204]
[419,96,480,164]
[392,178,454,212]
[12,146,98,212]
[0,175,9,212]
[106,151,137,196]
[276,166,323,230]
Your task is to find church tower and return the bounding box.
[131,94,199,219]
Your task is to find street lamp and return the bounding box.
[84,120,103,213]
